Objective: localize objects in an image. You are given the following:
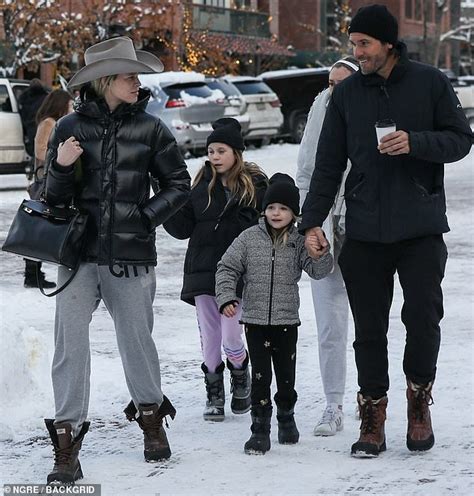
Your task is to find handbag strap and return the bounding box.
[36,206,87,297]
[37,261,81,297]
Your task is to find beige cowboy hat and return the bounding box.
[68,36,164,88]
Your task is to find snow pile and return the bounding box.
[0,301,52,441]
[180,88,225,106]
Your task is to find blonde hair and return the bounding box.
[193,150,266,211]
[91,75,117,97]
[266,212,298,246]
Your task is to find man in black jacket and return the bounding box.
[300,4,472,458]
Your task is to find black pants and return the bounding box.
[338,235,447,398]
[245,324,298,409]
[24,258,43,277]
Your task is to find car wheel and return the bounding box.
[292,114,308,143]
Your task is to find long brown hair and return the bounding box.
[35,89,72,124]
[193,150,266,211]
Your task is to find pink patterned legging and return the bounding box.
[195,295,247,373]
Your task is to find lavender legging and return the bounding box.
[195,295,247,373]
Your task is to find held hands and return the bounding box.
[57,136,83,167]
[305,227,329,259]
[222,302,238,318]
[378,130,410,155]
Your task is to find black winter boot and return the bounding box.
[275,393,299,444]
[227,353,251,415]
[24,259,56,289]
[202,362,225,421]
[124,396,176,462]
[45,419,89,485]
[244,405,272,455]
[276,409,299,444]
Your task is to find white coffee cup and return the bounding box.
[375,119,396,145]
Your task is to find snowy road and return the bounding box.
[0,143,472,495]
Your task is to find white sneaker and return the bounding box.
[313,404,344,436]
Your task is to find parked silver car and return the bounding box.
[205,77,250,135]
[0,78,30,174]
[139,72,226,153]
[221,75,283,145]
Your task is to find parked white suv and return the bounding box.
[222,76,283,146]
[0,78,30,174]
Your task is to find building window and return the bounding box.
[405,0,413,19]
[415,0,422,21]
[233,0,252,8]
[426,0,434,23]
[203,0,226,7]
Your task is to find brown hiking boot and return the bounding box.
[351,394,388,458]
[45,419,89,485]
[124,395,176,462]
[406,380,435,451]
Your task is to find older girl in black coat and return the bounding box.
[164,118,267,421]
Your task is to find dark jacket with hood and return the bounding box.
[45,87,191,268]
[163,162,267,305]
[300,42,473,243]
[18,82,50,156]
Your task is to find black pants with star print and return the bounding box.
[245,324,298,409]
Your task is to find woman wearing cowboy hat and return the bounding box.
[42,37,190,484]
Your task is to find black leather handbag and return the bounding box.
[2,199,88,296]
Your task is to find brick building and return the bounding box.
[349,0,459,69]
[0,0,466,85]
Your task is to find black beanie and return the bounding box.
[262,173,300,216]
[206,117,245,151]
[348,4,398,46]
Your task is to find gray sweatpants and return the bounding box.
[311,243,349,406]
[52,263,163,435]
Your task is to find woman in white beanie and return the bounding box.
[296,56,359,437]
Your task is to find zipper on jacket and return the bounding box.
[379,84,392,241]
[100,123,110,263]
[267,247,276,325]
[108,122,117,264]
[214,195,235,231]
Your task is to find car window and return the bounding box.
[12,84,28,102]
[0,84,12,112]
[206,80,240,97]
[231,81,272,95]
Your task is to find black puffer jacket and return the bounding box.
[45,88,190,266]
[163,162,267,305]
[300,43,473,243]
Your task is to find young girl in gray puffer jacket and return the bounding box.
[216,173,332,455]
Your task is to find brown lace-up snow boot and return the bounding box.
[351,394,388,458]
[45,419,89,485]
[406,380,435,451]
[124,395,176,462]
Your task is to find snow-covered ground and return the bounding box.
[0,143,472,495]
